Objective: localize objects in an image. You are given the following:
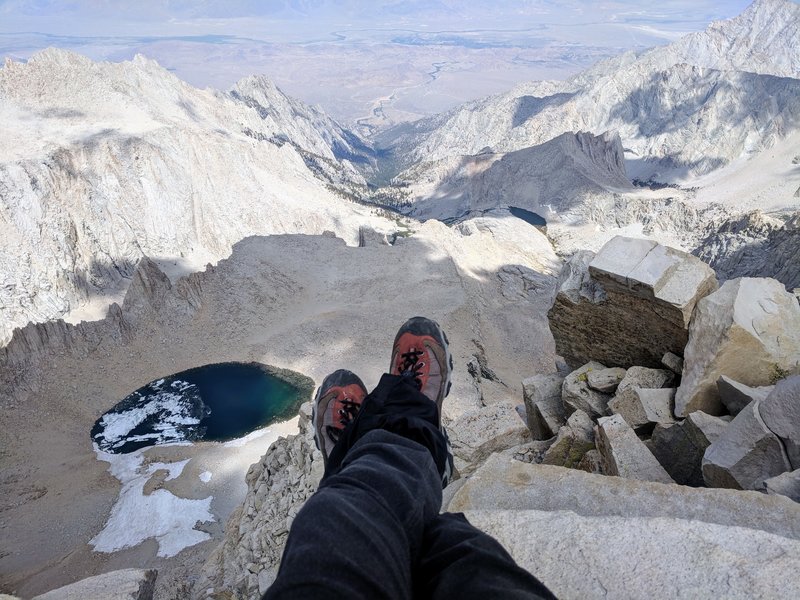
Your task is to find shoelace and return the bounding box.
[398,348,425,387]
[326,397,360,443]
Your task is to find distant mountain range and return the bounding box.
[370,0,799,285]
[376,0,800,183]
[1,0,798,345]
[0,49,387,344]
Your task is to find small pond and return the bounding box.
[509,206,547,228]
[92,362,314,454]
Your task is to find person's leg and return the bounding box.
[415,512,556,600]
[267,372,554,599]
[263,429,442,600]
[265,318,554,599]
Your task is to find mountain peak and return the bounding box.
[747,0,797,11]
[717,0,799,30]
[693,0,800,77]
[27,47,93,67]
[232,74,284,98]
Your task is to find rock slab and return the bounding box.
[661,351,684,374]
[561,362,611,418]
[759,375,800,468]
[465,509,800,600]
[764,469,800,503]
[717,375,773,416]
[648,421,704,486]
[616,366,674,393]
[548,237,717,369]
[676,277,800,417]
[684,411,730,449]
[449,401,533,466]
[609,387,676,431]
[586,367,626,393]
[541,410,595,469]
[648,412,728,486]
[609,367,675,431]
[448,455,800,540]
[32,569,156,600]
[595,414,675,483]
[522,374,566,440]
[702,401,791,490]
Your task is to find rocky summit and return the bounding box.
[2,1,800,599]
[191,236,800,600]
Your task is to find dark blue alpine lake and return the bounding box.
[91,362,313,454]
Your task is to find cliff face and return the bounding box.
[197,403,323,598]
[0,50,385,345]
[394,131,633,221]
[0,255,205,402]
[694,211,800,290]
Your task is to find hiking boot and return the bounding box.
[390,317,455,487]
[390,316,453,421]
[312,369,367,464]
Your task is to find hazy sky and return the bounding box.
[0,1,765,126]
[0,1,755,39]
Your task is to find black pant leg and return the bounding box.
[263,430,443,600]
[414,512,557,600]
[326,373,450,482]
[266,373,553,599]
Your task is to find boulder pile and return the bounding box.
[534,236,800,499]
[199,235,800,599]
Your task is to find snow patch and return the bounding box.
[164,459,191,481]
[91,446,214,558]
[199,471,213,483]
[92,379,210,452]
[223,427,271,448]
